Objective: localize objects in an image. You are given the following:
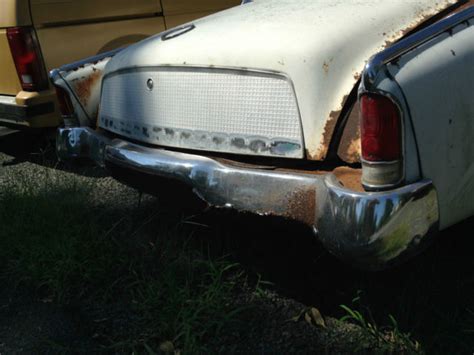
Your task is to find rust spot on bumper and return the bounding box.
[286,188,316,226]
[333,166,363,192]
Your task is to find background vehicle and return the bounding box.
[54,0,473,269]
[0,0,240,129]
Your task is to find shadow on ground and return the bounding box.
[1,128,472,353]
[194,210,474,354]
[0,129,105,178]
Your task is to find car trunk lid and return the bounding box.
[101,0,459,160]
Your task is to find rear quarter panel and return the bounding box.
[388,17,474,228]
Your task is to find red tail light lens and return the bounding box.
[360,94,401,162]
[7,27,48,92]
[54,85,74,116]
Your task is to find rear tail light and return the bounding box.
[54,85,80,127]
[361,94,401,161]
[7,27,48,92]
[360,94,402,189]
[54,85,74,117]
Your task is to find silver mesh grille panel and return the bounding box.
[99,67,304,158]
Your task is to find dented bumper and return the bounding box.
[57,127,439,269]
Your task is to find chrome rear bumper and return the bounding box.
[57,127,439,269]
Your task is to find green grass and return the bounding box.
[340,237,474,355]
[2,167,471,353]
[339,292,421,353]
[205,203,474,354]
[0,172,245,353]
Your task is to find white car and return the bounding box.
[52,0,474,269]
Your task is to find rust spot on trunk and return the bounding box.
[286,188,316,226]
[307,0,461,162]
[322,62,330,74]
[310,94,350,161]
[322,57,333,75]
[73,69,102,107]
[382,1,467,49]
[318,113,338,158]
[337,1,465,163]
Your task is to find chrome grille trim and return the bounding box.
[99,67,304,158]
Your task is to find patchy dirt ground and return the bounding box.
[0,130,473,354]
[0,131,404,354]
[0,286,389,354]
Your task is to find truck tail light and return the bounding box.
[360,94,402,189]
[7,27,48,92]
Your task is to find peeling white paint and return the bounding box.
[105,0,457,159]
[388,18,474,228]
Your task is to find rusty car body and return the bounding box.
[53,0,474,269]
[0,0,239,129]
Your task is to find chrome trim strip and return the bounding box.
[57,127,440,269]
[102,64,300,87]
[361,160,403,191]
[49,47,123,78]
[162,24,195,41]
[363,6,474,89]
[360,158,400,166]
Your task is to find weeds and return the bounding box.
[1,161,472,353]
[0,172,244,353]
[340,292,421,353]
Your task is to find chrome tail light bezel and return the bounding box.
[358,89,405,191]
